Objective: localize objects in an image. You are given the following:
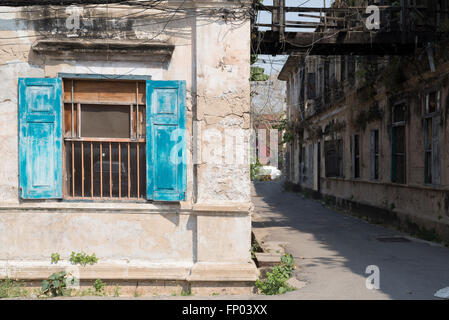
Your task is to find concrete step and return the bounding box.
[254,252,282,268]
[263,241,288,254]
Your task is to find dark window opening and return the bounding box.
[424,117,433,184]
[325,139,343,178]
[352,134,360,179]
[341,56,346,82]
[391,103,406,184]
[301,146,306,183]
[81,104,130,138]
[371,130,379,180]
[424,91,441,185]
[427,91,437,114]
[393,102,406,123]
[307,72,316,99]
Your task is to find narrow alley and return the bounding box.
[252,181,449,300]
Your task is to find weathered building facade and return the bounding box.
[0,0,256,295]
[251,75,286,167]
[280,38,449,243]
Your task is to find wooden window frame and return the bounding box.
[324,138,343,178]
[351,134,360,179]
[370,129,380,181]
[62,78,147,200]
[423,89,441,185]
[301,145,306,183]
[391,101,407,184]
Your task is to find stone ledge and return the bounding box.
[188,262,259,282]
[0,261,258,283]
[254,253,282,268]
[0,261,191,281]
[192,203,252,214]
[0,202,252,215]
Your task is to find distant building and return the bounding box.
[279,31,449,242]
[251,75,286,168]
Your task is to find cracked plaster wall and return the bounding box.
[0,5,253,268]
[0,5,251,205]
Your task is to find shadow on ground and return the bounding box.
[252,180,449,300]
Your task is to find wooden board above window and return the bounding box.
[63,79,146,105]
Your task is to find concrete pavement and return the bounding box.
[17,181,449,300]
[251,181,449,300]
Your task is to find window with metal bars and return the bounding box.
[370,129,379,181]
[63,79,146,199]
[391,102,406,184]
[18,77,186,202]
[351,134,360,179]
[424,90,441,185]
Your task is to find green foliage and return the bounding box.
[93,279,106,295]
[78,288,94,297]
[323,195,334,207]
[181,288,193,296]
[347,0,356,6]
[355,58,378,88]
[274,118,295,144]
[250,53,269,81]
[255,254,295,295]
[69,251,98,266]
[51,253,60,264]
[251,66,270,81]
[134,289,142,297]
[250,159,263,181]
[41,271,71,297]
[323,119,346,139]
[251,237,262,260]
[438,18,449,33]
[250,54,258,65]
[113,285,121,297]
[0,278,29,298]
[404,218,442,243]
[382,57,406,92]
[354,104,383,131]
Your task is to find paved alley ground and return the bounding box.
[18,181,449,301]
[251,181,449,300]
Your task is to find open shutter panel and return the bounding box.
[19,78,63,199]
[351,135,355,179]
[432,115,441,185]
[146,80,186,201]
[370,131,376,180]
[308,144,313,186]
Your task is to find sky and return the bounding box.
[254,0,334,76]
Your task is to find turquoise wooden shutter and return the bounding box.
[146,80,186,201]
[19,78,63,199]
